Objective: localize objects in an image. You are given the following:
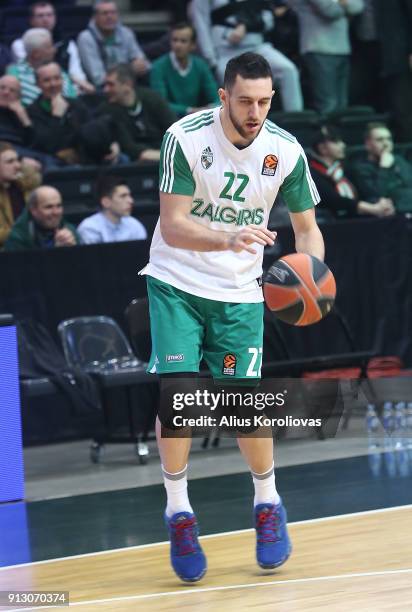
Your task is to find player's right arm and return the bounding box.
[160,192,275,254]
[159,130,276,254]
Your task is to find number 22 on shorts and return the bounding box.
[246,347,263,377]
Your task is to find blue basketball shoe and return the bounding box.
[254,500,292,569]
[165,511,207,582]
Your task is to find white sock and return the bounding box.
[162,464,193,518]
[252,462,281,507]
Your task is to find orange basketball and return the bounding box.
[263,253,336,326]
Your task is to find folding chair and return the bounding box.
[58,316,152,464]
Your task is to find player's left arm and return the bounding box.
[289,208,325,261]
[280,147,325,260]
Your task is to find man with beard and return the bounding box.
[140,52,323,583]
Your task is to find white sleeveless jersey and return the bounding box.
[142,106,319,303]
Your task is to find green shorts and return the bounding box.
[146,276,264,383]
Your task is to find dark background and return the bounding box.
[2,215,411,443]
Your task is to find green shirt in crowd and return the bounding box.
[150,52,220,118]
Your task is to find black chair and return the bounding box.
[58,316,154,464]
[269,110,321,149]
[334,112,391,145]
[57,5,92,40]
[124,297,152,363]
[43,163,160,224]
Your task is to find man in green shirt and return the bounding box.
[5,185,79,250]
[150,22,220,118]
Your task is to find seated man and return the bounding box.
[11,1,94,94]
[0,142,41,247]
[191,0,303,110]
[150,22,219,118]
[309,126,395,218]
[7,28,77,106]
[0,76,33,147]
[348,122,412,213]
[77,0,151,89]
[28,62,117,165]
[99,63,177,162]
[4,185,79,250]
[77,175,147,243]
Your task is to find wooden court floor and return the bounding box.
[0,506,411,611]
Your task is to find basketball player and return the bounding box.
[141,52,324,582]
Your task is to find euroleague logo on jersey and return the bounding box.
[261,154,278,176]
[201,146,213,169]
[222,353,237,376]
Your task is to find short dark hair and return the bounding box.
[170,21,196,42]
[96,175,128,202]
[224,52,272,91]
[34,60,61,81]
[106,63,136,87]
[364,122,391,140]
[0,142,16,157]
[30,2,54,18]
[312,125,343,153]
[93,0,117,14]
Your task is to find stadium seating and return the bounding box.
[269,110,320,149]
[333,111,391,145]
[0,4,90,44]
[43,163,160,224]
[58,315,153,464]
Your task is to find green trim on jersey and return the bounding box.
[181,110,215,133]
[181,110,214,128]
[184,119,215,132]
[265,120,295,143]
[280,154,318,213]
[159,131,195,195]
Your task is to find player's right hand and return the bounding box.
[227,225,277,255]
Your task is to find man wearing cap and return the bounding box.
[309,125,395,218]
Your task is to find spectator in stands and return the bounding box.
[4,185,79,250]
[309,125,395,218]
[0,76,33,148]
[11,1,95,94]
[348,123,412,213]
[77,0,151,89]
[7,28,77,106]
[190,0,303,111]
[0,142,41,247]
[28,62,118,165]
[99,64,176,162]
[286,0,364,115]
[0,74,71,170]
[150,22,219,118]
[77,175,147,244]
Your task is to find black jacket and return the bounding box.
[348,154,412,212]
[97,87,177,161]
[0,107,33,146]
[28,97,113,162]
